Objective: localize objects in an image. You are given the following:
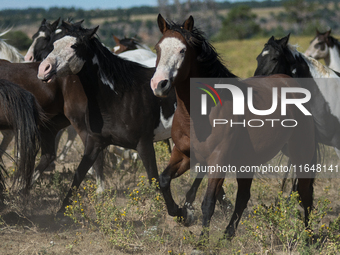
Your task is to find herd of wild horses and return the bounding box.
[1,14,340,251]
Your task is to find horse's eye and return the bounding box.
[315,42,325,50]
[180,49,185,54]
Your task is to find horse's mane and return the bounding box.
[84,34,151,93]
[0,31,24,63]
[287,43,339,78]
[328,35,340,52]
[166,20,237,78]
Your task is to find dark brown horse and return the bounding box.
[150,14,318,250]
[0,60,91,184]
[36,23,178,217]
[0,79,43,191]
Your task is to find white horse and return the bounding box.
[305,30,340,73]
[118,49,157,67]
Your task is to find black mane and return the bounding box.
[166,20,237,78]
[328,35,340,51]
[76,30,153,94]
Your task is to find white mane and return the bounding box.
[0,29,24,63]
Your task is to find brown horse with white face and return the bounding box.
[151,14,318,249]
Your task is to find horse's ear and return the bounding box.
[113,35,120,44]
[74,19,84,28]
[61,20,73,32]
[51,18,60,30]
[325,29,332,37]
[183,16,194,31]
[316,28,321,35]
[278,34,290,47]
[85,26,99,39]
[41,18,47,25]
[157,14,169,34]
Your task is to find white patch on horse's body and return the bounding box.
[261,50,269,56]
[327,46,340,73]
[24,31,46,62]
[113,45,120,53]
[289,45,340,120]
[136,43,153,52]
[119,49,156,62]
[92,54,115,90]
[292,68,296,74]
[153,103,176,141]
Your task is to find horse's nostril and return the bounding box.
[44,64,51,72]
[160,80,168,88]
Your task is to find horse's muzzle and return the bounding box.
[153,78,173,97]
[154,79,172,97]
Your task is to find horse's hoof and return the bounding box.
[223,229,235,241]
[183,203,196,227]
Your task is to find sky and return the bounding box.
[0,0,158,10]
[0,0,246,11]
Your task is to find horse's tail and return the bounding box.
[0,79,45,192]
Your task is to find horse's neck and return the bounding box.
[174,77,191,117]
[325,45,340,73]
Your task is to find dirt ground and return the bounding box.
[0,132,340,255]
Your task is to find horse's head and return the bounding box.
[151,14,197,97]
[112,35,138,54]
[305,30,332,59]
[37,25,98,83]
[254,34,294,76]
[24,18,60,62]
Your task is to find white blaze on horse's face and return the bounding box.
[37,36,85,82]
[24,31,46,62]
[305,38,328,59]
[151,37,186,94]
[261,50,269,57]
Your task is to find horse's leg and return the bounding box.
[196,178,225,246]
[224,178,253,238]
[45,128,65,172]
[33,117,69,181]
[184,173,229,212]
[92,150,105,193]
[0,130,14,158]
[296,178,314,227]
[136,138,159,183]
[58,126,78,161]
[57,136,102,216]
[159,145,190,218]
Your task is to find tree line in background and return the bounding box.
[0,0,339,51]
